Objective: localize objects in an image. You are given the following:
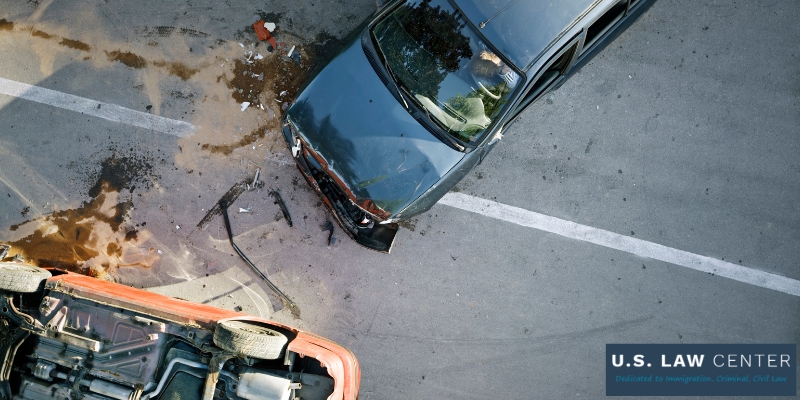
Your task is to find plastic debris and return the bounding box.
[241,102,250,111]
[279,90,288,97]
[254,53,264,60]
[238,206,253,213]
[286,45,296,58]
[206,261,221,272]
[269,189,293,227]
[264,22,276,32]
[251,168,261,189]
[321,221,335,247]
[253,19,278,50]
[257,72,264,81]
[239,42,244,48]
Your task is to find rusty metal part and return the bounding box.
[219,201,296,309]
[201,351,235,400]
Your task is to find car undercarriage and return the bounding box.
[0,262,344,400]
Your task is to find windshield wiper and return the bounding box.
[380,54,409,110]
[416,112,466,152]
[369,28,409,110]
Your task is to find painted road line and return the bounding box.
[0,77,195,137]
[440,192,800,297]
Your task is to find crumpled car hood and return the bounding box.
[286,36,464,217]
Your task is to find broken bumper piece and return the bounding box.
[282,122,398,253]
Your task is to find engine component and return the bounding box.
[30,361,56,381]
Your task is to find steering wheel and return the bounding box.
[477,81,501,100]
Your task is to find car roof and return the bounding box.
[455,0,599,70]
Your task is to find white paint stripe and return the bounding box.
[440,192,800,297]
[0,77,195,137]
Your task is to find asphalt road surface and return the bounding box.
[1,0,798,399]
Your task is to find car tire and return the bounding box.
[213,320,288,360]
[0,262,51,293]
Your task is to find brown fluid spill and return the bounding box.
[201,126,268,156]
[152,60,199,80]
[60,38,91,52]
[106,50,147,68]
[5,154,160,276]
[31,29,53,39]
[5,187,158,276]
[88,154,156,198]
[3,17,303,167]
[0,19,13,31]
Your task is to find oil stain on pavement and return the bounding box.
[5,154,161,278]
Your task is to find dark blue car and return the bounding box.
[283,0,656,251]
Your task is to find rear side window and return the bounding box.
[583,0,627,51]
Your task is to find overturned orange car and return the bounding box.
[0,246,360,400]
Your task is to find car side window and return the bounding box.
[513,38,579,115]
[582,0,628,52]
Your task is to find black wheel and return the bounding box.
[0,262,51,293]
[213,320,288,359]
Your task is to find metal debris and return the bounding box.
[197,181,248,229]
[219,200,296,309]
[269,189,293,227]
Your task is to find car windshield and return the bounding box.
[372,0,520,143]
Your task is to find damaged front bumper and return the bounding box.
[282,118,398,253]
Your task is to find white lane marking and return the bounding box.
[440,192,800,297]
[0,77,195,137]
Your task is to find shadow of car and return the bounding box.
[282,0,656,252]
[0,254,360,400]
